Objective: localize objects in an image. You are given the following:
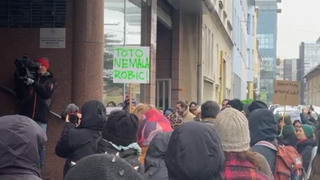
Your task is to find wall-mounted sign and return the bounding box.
[40,28,65,48]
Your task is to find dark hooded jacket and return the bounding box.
[276,115,298,147]
[142,132,173,180]
[16,71,56,123]
[277,125,298,147]
[165,121,225,180]
[297,139,317,171]
[0,115,47,180]
[248,109,278,173]
[55,100,107,177]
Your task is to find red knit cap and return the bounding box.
[38,57,50,69]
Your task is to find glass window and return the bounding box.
[104,0,143,105]
[257,33,274,49]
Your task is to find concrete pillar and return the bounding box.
[171,10,183,107]
[72,0,104,105]
[140,0,157,105]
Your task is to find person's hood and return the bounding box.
[78,100,107,131]
[0,115,47,177]
[165,121,224,180]
[243,100,267,116]
[145,132,173,170]
[137,109,173,146]
[248,109,277,145]
[144,109,169,122]
[282,125,295,137]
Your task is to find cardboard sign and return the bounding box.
[273,80,300,106]
[113,46,150,84]
[105,107,122,115]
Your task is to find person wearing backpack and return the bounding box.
[250,109,306,180]
[215,108,273,180]
[248,109,278,173]
[55,100,107,177]
[97,110,143,173]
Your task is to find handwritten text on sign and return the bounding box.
[113,46,150,84]
[273,80,300,106]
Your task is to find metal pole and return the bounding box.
[123,0,127,101]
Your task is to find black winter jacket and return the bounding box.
[296,139,317,171]
[15,71,56,123]
[142,132,172,180]
[55,100,107,177]
[249,109,278,173]
[164,121,225,180]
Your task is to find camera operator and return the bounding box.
[15,57,56,171]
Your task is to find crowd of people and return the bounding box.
[2,96,320,180]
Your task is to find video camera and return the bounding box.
[14,55,39,81]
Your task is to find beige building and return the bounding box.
[305,64,320,105]
[252,7,261,99]
[201,0,233,103]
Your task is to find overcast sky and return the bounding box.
[277,0,320,59]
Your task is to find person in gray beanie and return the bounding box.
[214,108,273,179]
[64,154,143,180]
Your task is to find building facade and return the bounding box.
[201,0,233,103]
[276,59,284,80]
[298,39,320,104]
[304,64,320,106]
[246,0,259,99]
[252,9,261,100]
[256,0,281,104]
[283,58,298,81]
[232,0,249,99]
[104,0,206,108]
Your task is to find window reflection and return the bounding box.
[103,0,142,105]
[257,34,274,49]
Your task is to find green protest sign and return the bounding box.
[113,46,150,83]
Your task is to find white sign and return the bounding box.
[106,107,122,115]
[113,46,150,84]
[40,28,66,49]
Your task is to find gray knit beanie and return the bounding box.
[64,154,143,180]
[214,108,250,152]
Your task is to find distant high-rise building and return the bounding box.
[256,0,281,104]
[283,58,298,81]
[276,59,284,80]
[298,38,320,104]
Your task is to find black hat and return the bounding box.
[243,100,268,116]
[227,99,244,112]
[102,110,139,146]
[64,154,143,180]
